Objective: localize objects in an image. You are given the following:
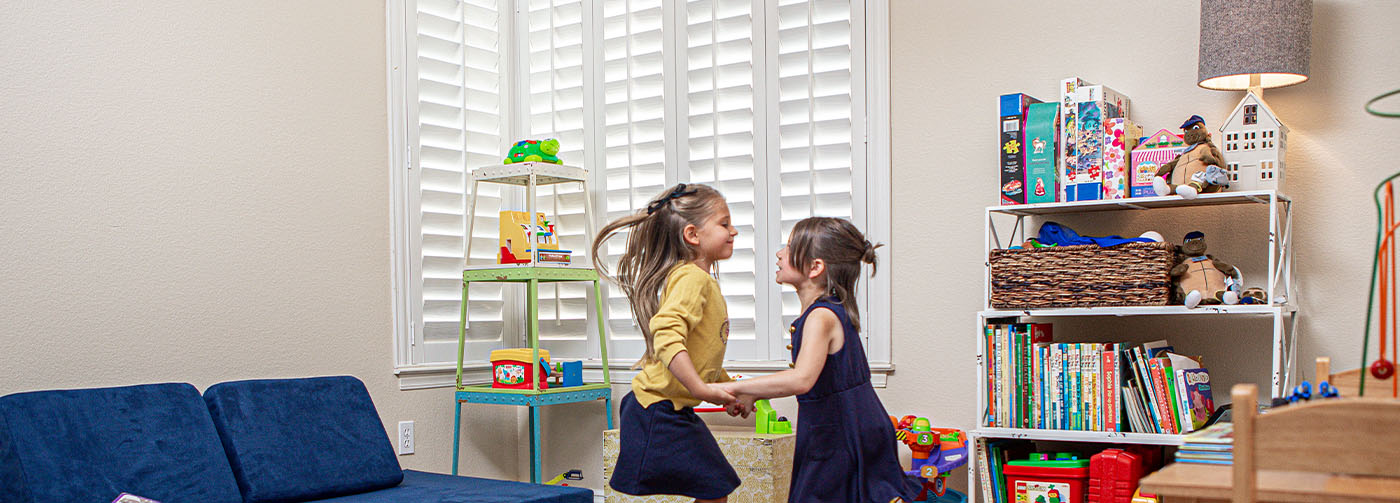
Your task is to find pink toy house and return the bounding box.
[1129,129,1188,198]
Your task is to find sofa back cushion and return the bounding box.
[0,382,243,503]
[203,376,403,503]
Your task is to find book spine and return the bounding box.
[1133,346,1161,433]
[984,326,992,426]
[1056,343,1067,429]
[1175,368,1193,433]
[1031,342,1040,430]
[1102,349,1115,432]
[1070,343,1081,430]
[1148,359,1176,434]
[1089,344,1100,431]
[1163,359,1183,434]
[1021,326,1031,429]
[977,438,993,501]
[991,326,1002,428]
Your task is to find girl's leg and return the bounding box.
[695,498,727,503]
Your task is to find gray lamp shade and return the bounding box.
[1198,0,1313,90]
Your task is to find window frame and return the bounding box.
[387,0,892,390]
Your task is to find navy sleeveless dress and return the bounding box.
[789,297,918,503]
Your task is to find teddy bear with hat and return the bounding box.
[1171,231,1243,308]
[1153,115,1230,199]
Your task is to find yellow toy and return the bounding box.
[498,211,570,264]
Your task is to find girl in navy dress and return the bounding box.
[717,217,917,503]
[592,183,748,503]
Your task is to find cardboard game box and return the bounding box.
[1000,93,1042,205]
[1102,118,1143,200]
[1059,78,1131,202]
[1024,102,1060,204]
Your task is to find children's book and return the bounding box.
[1181,368,1215,430]
[1163,353,1200,433]
[977,438,994,501]
[1183,422,1234,444]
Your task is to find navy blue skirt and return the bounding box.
[609,392,740,499]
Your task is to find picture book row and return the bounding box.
[999,77,1287,205]
[984,323,1217,435]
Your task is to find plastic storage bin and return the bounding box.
[1088,448,1155,503]
[490,348,550,390]
[1004,453,1090,503]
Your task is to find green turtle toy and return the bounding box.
[503,138,563,164]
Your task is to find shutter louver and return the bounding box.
[598,0,667,359]
[526,0,593,356]
[416,0,508,363]
[686,0,759,359]
[775,0,859,326]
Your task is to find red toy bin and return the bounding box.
[1088,447,1155,503]
[1004,453,1090,503]
[490,348,550,390]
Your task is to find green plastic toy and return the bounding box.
[503,138,563,164]
[754,399,792,434]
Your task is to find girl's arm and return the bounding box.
[717,308,840,399]
[669,350,737,405]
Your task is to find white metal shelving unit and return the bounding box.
[966,190,1296,503]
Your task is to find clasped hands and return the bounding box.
[700,382,756,418]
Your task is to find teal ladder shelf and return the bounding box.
[450,163,615,484]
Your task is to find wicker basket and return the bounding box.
[989,241,1178,309]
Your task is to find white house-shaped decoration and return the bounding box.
[1219,91,1287,191]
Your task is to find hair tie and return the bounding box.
[646,183,698,215]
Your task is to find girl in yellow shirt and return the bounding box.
[591,183,744,503]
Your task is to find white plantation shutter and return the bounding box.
[772,0,865,353]
[413,0,510,364]
[393,0,881,371]
[524,0,594,357]
[598,0,668,360]
[683,0,761,359]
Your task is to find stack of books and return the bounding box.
[1175,422,1233,465]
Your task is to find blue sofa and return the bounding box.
[0,376,592,503]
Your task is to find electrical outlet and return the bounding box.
[397,421,414,455]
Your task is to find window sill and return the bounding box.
[394,360,895,391]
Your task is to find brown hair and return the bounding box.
[786,217,881,332]
[591,183,727,366]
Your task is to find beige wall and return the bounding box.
[0,1,518,479]
[890,0,1400,492]
[5,0,1400,498]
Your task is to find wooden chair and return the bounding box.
[1231,382,1400,502]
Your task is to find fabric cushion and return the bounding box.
[0,383,243,503]
[204,376,403,503]
[307,470,593,503]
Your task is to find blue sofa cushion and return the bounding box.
[204,376,404,503]
[307,470,593,503]
[0,383,243,503]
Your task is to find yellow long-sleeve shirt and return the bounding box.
[631,263,732,410]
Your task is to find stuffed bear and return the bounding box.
[1153,115,1229,199]
[1171,231,1239,308]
